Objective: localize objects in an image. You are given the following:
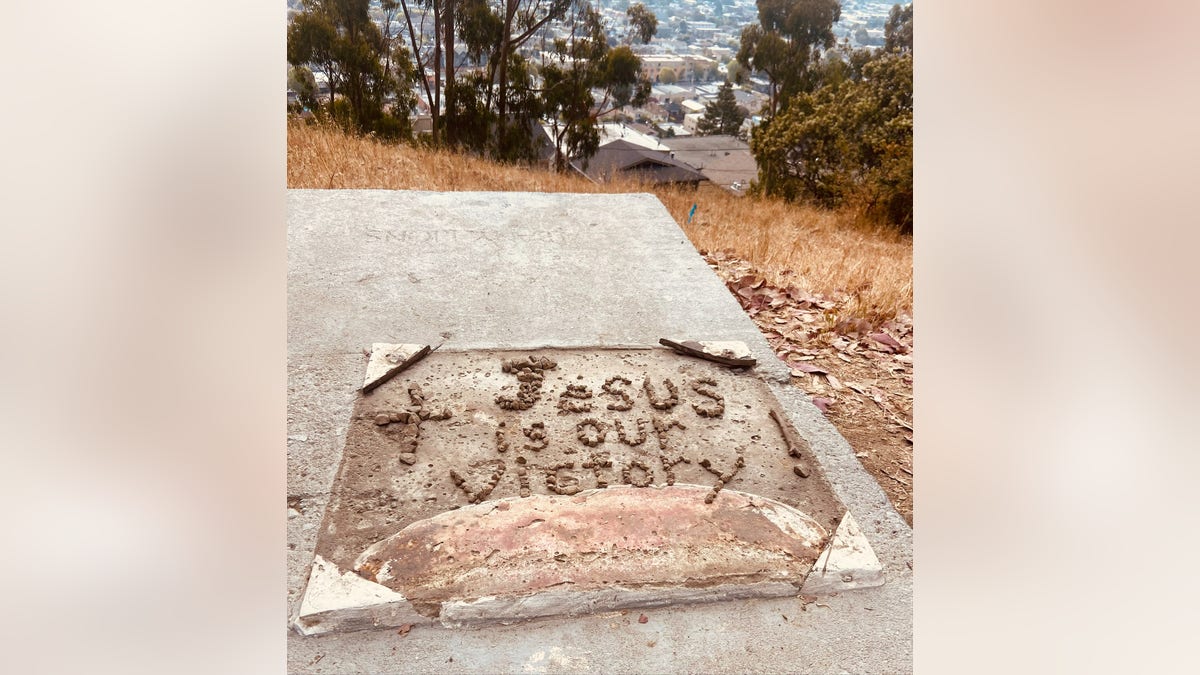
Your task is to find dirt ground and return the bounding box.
[703,251,914,526]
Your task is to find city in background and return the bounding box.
[286,1,911,196]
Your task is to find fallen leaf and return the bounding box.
[836,353,852,363]
[868,332,904,351]
[790,362,827,375]
[825,373,843,390]
[638,614,649,624]
[812,397,833,413]
[397,624,413,637]
[846,382,869,395]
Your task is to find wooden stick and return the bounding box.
[768,408,806,458]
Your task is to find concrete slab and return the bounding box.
[297,485,831,635]
[297,346,859,632]
[361,342,429,393]
[801,511,886,595]
[660,338,756,366]
[288,190,912,673]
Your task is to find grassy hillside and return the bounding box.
[287,121,911,325]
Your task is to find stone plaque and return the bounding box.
[295,347,880,634]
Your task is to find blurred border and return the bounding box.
[2,1,1199,672]
[917,1,1200,673]
[1,1,284,672]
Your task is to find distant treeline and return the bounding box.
[287,1,913,231]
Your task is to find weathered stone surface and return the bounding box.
[288,191,911,671]
[660,338,756,366]
[313,347,846,580]
[438,580,801,625]
[292,555,428,636]
[355,485,827,605]
[695,340,753,360]
[800,511,885,595]
[295,485,833,632]
[362,343,430,393]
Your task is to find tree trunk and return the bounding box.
[400,0,437,138]
[443,1,456,146]
[495,1,517,153]
[432,1,442,141]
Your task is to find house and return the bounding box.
[311,71,330,98]
[537,122,667,169]
[748,76,772,95]
[659,135,758,195]
[650,84,690,105]
[657,122,692,138]
[571,139,707,187]
[640,55,687,82]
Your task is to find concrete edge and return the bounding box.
[292,499,879,636]
[291,555,429,636]
[362,343,430,392]
[800,511,885,595]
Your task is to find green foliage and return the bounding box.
[458,0,504,63]
[697,82,746,137]
[288,66,320,109]
[541,6,651,170]
[441,0,572,159]
[604,45,651,108]
[885,3,913,53]
[626,3,658,44]
[737,0,841,115]
[725,59,745,84]
[444,73,497,152]
[493,54,546,162]
[286,0,418,138]
[288,0,651,167]
[750,52,912,231]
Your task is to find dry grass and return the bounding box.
[287,121,911,322]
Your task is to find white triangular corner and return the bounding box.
[696,341,752,361]
[800,511,885,595]
[362,343,429,393]
[292,555,428,636]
